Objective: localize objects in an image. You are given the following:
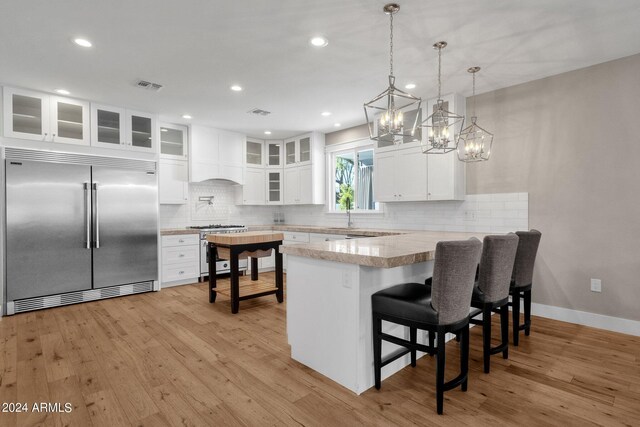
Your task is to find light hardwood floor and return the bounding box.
[1,272,639,426]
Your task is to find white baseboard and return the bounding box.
[531,302,640,337]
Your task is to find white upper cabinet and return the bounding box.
[237,167,266,205]
[267,140,283,167]
[159,123,188,159]
[266,170,283,204]
[159,158,189,204]
[246,138,263,166]
[92,104,125,148]
[90,105,157,153]
[284,133,314,167]
[190,125,244,184]
[374,145,428,202]
[3,87,90,145]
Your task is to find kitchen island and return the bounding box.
[280,231,484,394]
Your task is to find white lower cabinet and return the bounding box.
[159,159,189,204]
[282,232,310,271]
[161,234,200,286]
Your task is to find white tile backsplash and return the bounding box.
[160,181,528,233]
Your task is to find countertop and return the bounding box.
[279,231,486,268]
[160,228,201,236]
[160,225,405,237]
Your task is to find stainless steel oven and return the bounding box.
[190,225,248,278]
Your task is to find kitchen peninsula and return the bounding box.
[280,230,485,394]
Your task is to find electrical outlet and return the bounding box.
[590,278,602,293]
[464,211,477,221]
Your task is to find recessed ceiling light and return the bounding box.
[161,128,168,132]
[55,89,70,95]
[334,123,341,127]
[321,111,332,117]
[310,36,328,47]
[182,114,192,119]
[230,85,243,91]
[405,83,416,89]
[264,131,272,135]
[73,38,92,48]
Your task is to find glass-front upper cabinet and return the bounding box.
[267,140,282,167]
[160,123,188,159]
[91,104,125,148]
[266,170,283,204]
[128,111,155,152]
[3,87,89,145]
[285,139,296,165]
[299,136,311,163]
[246,139,263,166]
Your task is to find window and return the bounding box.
[331,145,378,212]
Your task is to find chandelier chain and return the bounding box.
[472,71,476,117]
[437,45,442,99]
[389,12,394,76]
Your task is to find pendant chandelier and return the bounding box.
[364,3,421,145]
[457,67,493,162]
[420,41,465,154]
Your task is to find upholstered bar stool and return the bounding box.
[371,238,482,415]
[468,234,519,373]
[509,229,542,346]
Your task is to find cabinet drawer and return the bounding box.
[162,234,199,247]
[162,262,199,283]
[283,231,309,243]
[162,245,199,265]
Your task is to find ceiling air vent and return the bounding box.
[248,108,271,116]
[135,79,163,92]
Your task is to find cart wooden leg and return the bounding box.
[230,251,240,314]
[208,243,217,303]
[275,247,284,303]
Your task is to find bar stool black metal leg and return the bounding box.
[436,328,446,415]
[461,324,469,392]
[410,327,417,367]
[501,304,509,359]
[373,315,382,389]
[482,305,492,373]
[512,291,521,346]
[524,289,532,336]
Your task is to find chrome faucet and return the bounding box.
[347,207,354,228]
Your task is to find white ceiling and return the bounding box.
[1,0,640,139]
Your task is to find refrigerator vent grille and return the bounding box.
[5,148,156,172]
[12,282,154,314]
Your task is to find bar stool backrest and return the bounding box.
[511,229,542,288]
[477,234,519,302]
[431,238,483,325]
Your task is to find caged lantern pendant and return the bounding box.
[457,66,493,162]
[364,3,421,145]
[421,41,465,154]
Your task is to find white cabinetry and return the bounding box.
[266,140,283,167]
[90,105,156,153]
[3,87,90,145]
[190,125,244,184]
[160,123,188,159]
[159,159,189,204]
[266,170,283,204]
[161,234,200,286]
[374,146,428,202]
[282,132,324,205]
[237,167,266,205]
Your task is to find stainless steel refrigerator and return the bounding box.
[4,148,158,315]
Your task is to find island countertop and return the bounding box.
[279,230,486,268]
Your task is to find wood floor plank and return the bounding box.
[1,272,639,427]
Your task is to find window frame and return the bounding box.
[325,138,381,214]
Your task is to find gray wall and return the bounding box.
[466,53,640,321]
[326,124,369,145]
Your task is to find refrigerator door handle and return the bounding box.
[93,182,100,249]
[84,182,91,249]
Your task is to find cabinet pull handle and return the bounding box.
[179,271,184,275]
[179,239,184,243]
[179,254,185,257]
